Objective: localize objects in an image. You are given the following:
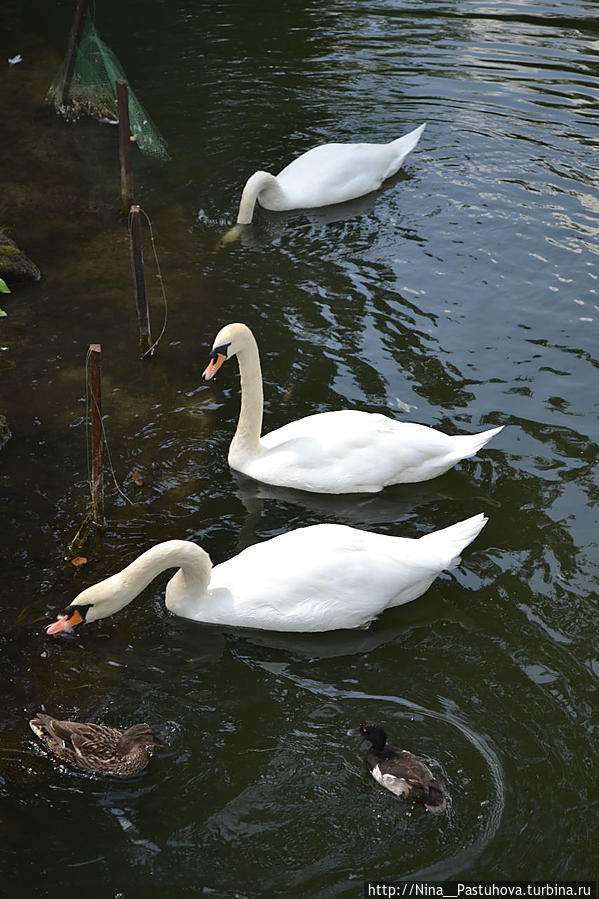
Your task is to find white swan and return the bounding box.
[235,124,426,224]
[203,323,503,494]
[46,515,488,634]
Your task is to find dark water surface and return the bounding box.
[1,0,597,894]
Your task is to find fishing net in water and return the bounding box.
[46,12,169,160]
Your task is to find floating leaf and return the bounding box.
[0,308,6,317]
[70,556,88,570]
[0,278,10,294]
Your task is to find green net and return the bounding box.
[46,13,169,160]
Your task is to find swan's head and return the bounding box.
[219,223,247,245]
[45,578,132,635]
[203,322,251,380]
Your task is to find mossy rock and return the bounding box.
[0,231,41,284]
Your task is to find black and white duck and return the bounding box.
[348,721,447,814]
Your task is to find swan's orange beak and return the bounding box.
[203,352,227,381]
[46,608,85,635]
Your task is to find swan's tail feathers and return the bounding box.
[419,513,488,570]
[384,124,426,179]
[448,425,504,463]
[390,123,426,155]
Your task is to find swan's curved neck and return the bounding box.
[76,541,212,618]
[231,331,263,458]
[236,171,281,224]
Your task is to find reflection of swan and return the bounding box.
[203,323,503,494]
[232,469,462,532]
[235,125,426,224]
[220,187,411,247]
[46,515,487,634]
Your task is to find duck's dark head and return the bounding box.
[347,722,387,751]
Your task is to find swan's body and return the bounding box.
[236,125,426,224]
[29,713,162,776]
[46,515,487,634]
[203,323,503,494]
[348,722,447,814]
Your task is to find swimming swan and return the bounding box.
[203,323,503,494]
[46,515,487,634]
[235,124,426,224]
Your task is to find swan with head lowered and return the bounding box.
[46,514,488,634]
[203,323,503,494]
[235,124,426,224]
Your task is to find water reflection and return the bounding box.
[214,164,422,247]
[208,659,505,882]
[231,471,494,552]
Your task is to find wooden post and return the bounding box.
[116,79,133,213]
[89,344,104,528]
[59,0,90,107]
[129,205,152,352]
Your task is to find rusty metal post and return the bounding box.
[116,79,133,213]
[59,0,90,106]
[128,205,152,352]
[89,344,104,527]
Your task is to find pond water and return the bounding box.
[1,0,597,894]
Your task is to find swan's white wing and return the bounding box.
[203,524,445,631]
[274,144,395,208]
[246,410,464,492]
[270,126,425,210]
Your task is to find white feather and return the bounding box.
[372,764,411,797]
[236,125,426,223]
[64,515,487,633]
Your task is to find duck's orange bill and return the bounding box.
[203,353,226,381]
[46,608,84,635]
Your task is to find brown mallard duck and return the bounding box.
[29,712,163,776]
[348,721,447,814]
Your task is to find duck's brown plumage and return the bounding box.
[29,713,162,776]
[349,721,447,813]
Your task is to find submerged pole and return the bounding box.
[128,205,152,353]
[59,0,90,107]
[89,344,104,528]
[116,79,133,213]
